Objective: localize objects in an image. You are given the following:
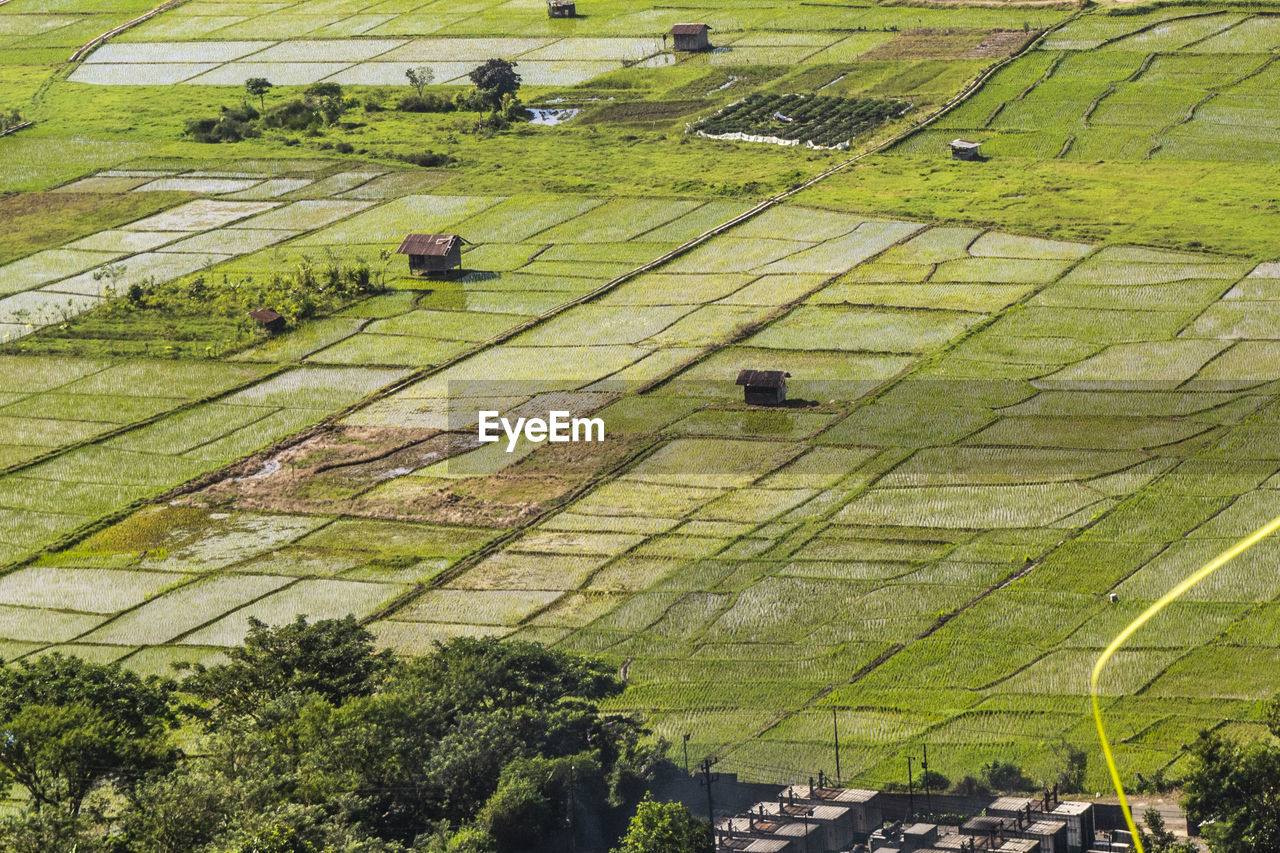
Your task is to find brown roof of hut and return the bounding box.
[736,369,789,388]
[668,23,710,35]
[397,233,463,256]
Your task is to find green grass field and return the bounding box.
[3,0,1280,796]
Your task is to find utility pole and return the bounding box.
[683,733,691,774]
[907,755,915,821]
[832,709,841,786]
[922,744,933,819]
[700,758,718,848]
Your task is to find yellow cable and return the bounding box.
[1091,511,1280,853]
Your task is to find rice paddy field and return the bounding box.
[4,0,1280,797]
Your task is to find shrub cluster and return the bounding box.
[692,93,909,148]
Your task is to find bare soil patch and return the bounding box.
[859,28,1000,60]
[185,425,653,528]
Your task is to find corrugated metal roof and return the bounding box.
[951,139,981,149]
[669,23,710,35]
[736,369,789,388]
[397,233,460,256]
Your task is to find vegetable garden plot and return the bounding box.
[836,483,1104,529]
[183,578,406,646]
[0,249,125,295]
[0,566,186,613]
[510,530,646,557]
[124,200,278,232]
[693,93,910,149]
[745,306,980,353]
[80,573,291,646]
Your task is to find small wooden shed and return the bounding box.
[668,23,711,51]
[547,0,576,17]
[736,369,789,406]
[248,308,286,333]
[950,139,983,161]
[397,233,465,277]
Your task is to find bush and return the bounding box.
[184,104,261,143]
[395,150,454,167]
[262,99,320,131]
[334,141,354,154]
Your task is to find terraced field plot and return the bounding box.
[8,0,1280,804]
[910,7,1280,162]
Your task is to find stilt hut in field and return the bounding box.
[668,23,711,51]
[397,233,466,277]
[736,369,789,406]
[547,0,576,17]
[950,139,983,161]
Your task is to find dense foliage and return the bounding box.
[1182,698,1280,853]
[692,93,909,149]
[0,621,672,853]
[609,796,711,853]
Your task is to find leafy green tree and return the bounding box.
[1139,808,1198,853]
[467,59,521,108]
[610,796,711,853]
[1184,728,1280,853]
[1054,742,1088,794]
[183,615,393,724]
[0,654,177,816]
[245,77,273,110]
[304,82,349,124]
[981,759,1035,792]
[405,65,434,97]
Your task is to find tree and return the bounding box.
[980,759,1034,792]
[245,77,273,111]
[1183,729,1280,853]
[611,796,711,853]
[1139,808,1198,853]
[1053,742,1088,794]
[304,82,349,124]
[182,615,394,725]
[406,65,434,98]
[468,58,521,106]
[0,654,177,817]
